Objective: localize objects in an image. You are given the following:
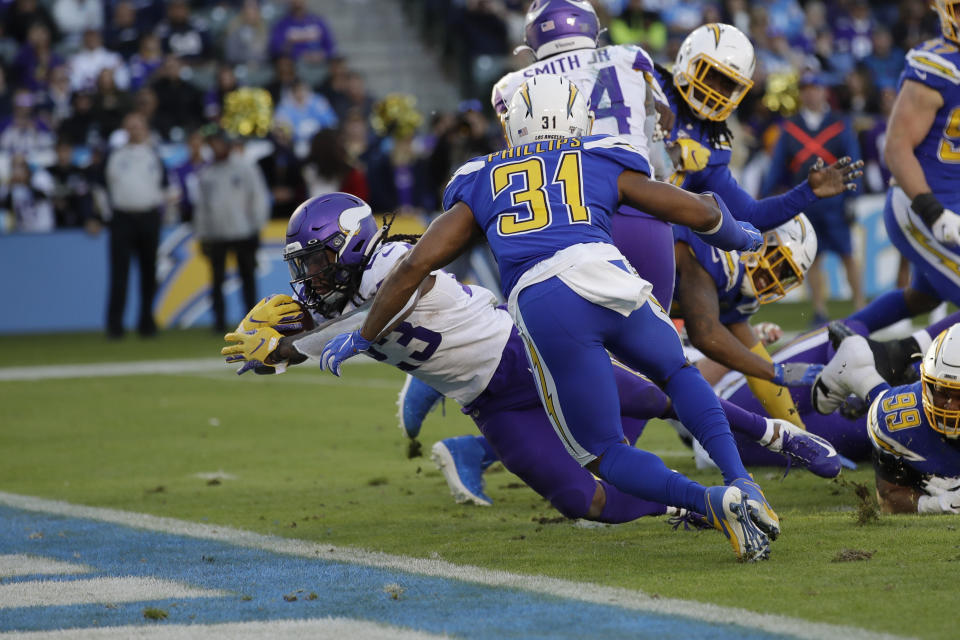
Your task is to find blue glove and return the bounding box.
[739,221,764,253]
[321,330,372,376]
[771,362,823,387]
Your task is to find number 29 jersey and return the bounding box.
[901,38,960,206]
[442,134,651,298]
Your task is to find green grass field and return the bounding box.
[0,305,955,639]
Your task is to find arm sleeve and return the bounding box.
[703,164,817,231]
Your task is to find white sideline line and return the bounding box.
[0,619,450,640]
[0,358,376,381]
[0,577,226,609]
[0,492,908,640]
[0,555,90,578]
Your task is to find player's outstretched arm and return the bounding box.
[618,171,761,252]
[675,244,775,380]
[358,203,480,343]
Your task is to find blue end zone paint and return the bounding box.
[0,506,789,639]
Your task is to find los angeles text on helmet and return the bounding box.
[487,137,583,164]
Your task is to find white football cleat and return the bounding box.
[811,335,883,415]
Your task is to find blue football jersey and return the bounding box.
[651,67,734,175]
[868,382,960,480]
[673,225,759,324]
[901,38,960,207]
[443,134,651,297]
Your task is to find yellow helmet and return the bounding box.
[673,23,755,122]
[934,0,960,45]
[921,325,960,438]
[741,214,817,304]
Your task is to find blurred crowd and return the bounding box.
[0,0,943,235]
[0,0,503,234]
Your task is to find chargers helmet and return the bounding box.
[522,0,599,60]
[502,76,592,147]
[934,0,960,44]
[921,326,960,438]
[283,192,382,318]
[741,213,817,304]
[674,23,755,121]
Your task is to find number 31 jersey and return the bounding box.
[347,242,514,405]
[443,134,651,298]
[491,45,663,160]
[901,38,960,206]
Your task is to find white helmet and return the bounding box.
[921,325,960,438]
[674,23,756,121]
[502,76,592,147]
[741,213,817,304]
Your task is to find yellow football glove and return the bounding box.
[222,326,284,375]
[239,294,306,334]
[671,137,712,172]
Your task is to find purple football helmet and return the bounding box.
[523,0,599,60]
[283,192,381,318]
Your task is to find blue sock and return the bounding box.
[597,442,707,514]
[719,398,766,440]
[664,365,750,484]
[474,436,499,470]
[846,290,909,332]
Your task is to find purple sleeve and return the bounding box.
[632,49,653,72]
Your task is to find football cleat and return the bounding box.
[666,507,713,531]
[431,436,493,507]
[730,477,780,540]
[765,419,841,479]
[397,375,443,439]
[828,320,921,386]
[812,335,884,415]
[704,486,770,562]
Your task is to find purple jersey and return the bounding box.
[714,328,872,461]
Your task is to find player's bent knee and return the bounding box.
[548,485,595,520]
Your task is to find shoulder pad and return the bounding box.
[583,135,638,151]
[867,391,928,463]
[906,49,960,85]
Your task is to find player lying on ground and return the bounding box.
[813,322,960,514]
[300,78,789,560]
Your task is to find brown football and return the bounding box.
[279,300,315,336]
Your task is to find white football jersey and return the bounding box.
[491,45,665,161]
[351,242,514,405]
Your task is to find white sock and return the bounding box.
[758,418,782,451]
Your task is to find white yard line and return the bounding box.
[0,577,226,609]
[0,358,377,382]
[0,555,90,579]
[0,492,907,640]
[0,618,450,640]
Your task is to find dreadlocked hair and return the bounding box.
[655,63,733,150]
[379,210,423,246]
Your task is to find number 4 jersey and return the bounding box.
[491,45,664,160]
[902,37,960,207]
[345,241,514,405]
